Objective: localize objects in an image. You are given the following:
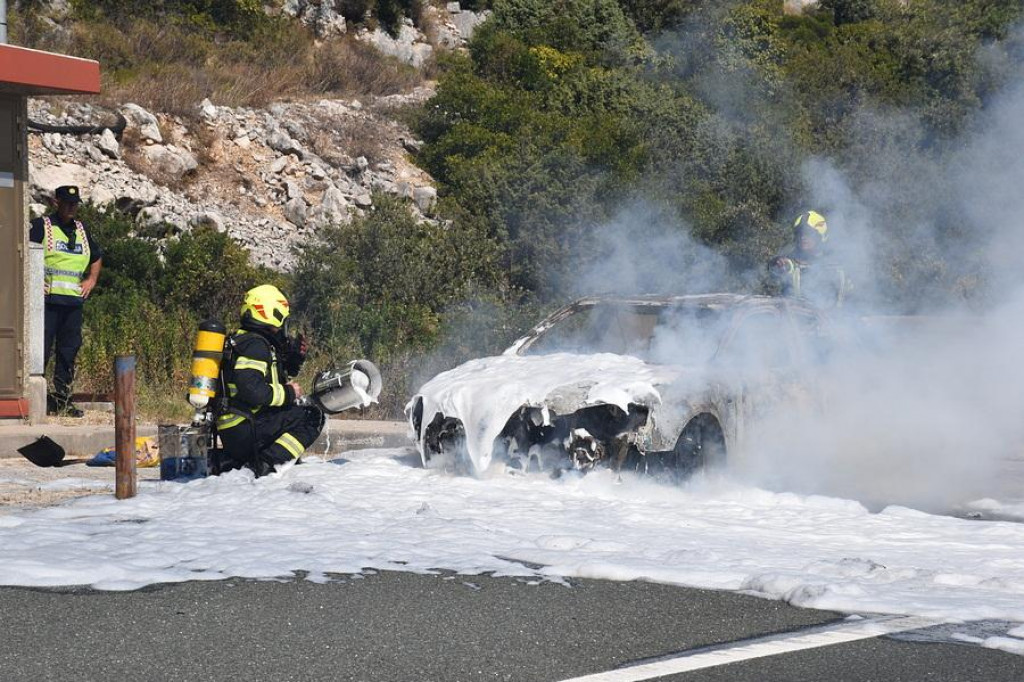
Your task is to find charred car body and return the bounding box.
[407,294,832,479]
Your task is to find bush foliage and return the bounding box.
[418,0,1024,310]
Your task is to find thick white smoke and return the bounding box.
[570,200,734,298]
[735,26,1024,511]
[568,21,1024,511]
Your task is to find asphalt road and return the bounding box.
[0,571,1021,682]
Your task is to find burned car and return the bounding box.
[407,294,833,480]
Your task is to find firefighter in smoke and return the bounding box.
[768,210,850,309]
[215,284,325,477]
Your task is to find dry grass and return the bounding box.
[22,14,417,107]
[137,386,194,423]
[40,17,428,120]
[308,37,426,98]
[102,57,313,116]
[308,114,389,165]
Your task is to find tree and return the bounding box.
[820,0,878,26]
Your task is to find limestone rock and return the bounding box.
[413,185,437,213]
[360,24,433,68]
[282,0,347,38]
[449,5,489,43]
[267,129,305,158]
[284,197,307,227]
[269,156,291,174]
[96,128,120,159]
[190,211,227,233]
[141,144,198,179]
[199,98,219,121]
[27,84,441,273]
[315,185,350,226]
[85,144,107,164]
[30,162,92,197]
[120,103,163,143]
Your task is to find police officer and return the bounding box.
[29,185,103,417]
[768,210,850,309]
[215,284,324,477]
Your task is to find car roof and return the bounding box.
[549,293,822,317]
[566,293,778,308]
[504,293,820,356]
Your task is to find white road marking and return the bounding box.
[555,615,941,682]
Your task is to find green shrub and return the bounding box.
[159,227,278,321]
[618,0,700,33]
[820,0,879,26]
[489,0,643,66]
[291,194,503,414]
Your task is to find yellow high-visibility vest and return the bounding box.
[42,216,91,299]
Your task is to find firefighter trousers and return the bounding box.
[217,405,325,477]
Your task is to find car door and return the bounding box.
[787,304,840,417]
[712,305,807,453]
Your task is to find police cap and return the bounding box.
[54,185,82,204]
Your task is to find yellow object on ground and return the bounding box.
[87,436,160,467]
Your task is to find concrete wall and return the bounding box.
[27,243,45,423]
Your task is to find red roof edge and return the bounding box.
[0,44,100,95]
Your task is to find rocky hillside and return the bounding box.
[26,2,488,270]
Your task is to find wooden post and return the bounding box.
[114,355,137,499]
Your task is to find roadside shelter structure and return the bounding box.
[0,43,100,421]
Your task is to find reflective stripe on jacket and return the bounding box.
[42,216,91,299]
[216,330,293,431]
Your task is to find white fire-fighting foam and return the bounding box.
[412,353,675,471]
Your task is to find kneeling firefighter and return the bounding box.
[216,284,324,477]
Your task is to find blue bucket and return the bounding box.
[159,455,208,481]
[158,424,210,481]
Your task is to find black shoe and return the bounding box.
[48,394,84,418]
[61,403,85,418]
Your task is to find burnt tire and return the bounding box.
[671,414,726,482]
[445,430,474,477]
[424,415,474,476]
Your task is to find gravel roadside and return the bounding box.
[0,457,163,513]
[0,412,410,513]
[0,408,159,513]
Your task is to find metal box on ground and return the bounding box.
[158,424,210,481]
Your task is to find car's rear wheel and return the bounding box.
[443,425,474,477]
[671,414,726,482]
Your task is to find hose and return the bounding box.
[28,113,128,141]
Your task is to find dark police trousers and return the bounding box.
[44,303,84,398]
[217,405,324,477]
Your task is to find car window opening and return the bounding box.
[525,303,726,364]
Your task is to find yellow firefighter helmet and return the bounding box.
[241,284,291,329]
[793,210,828,242]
